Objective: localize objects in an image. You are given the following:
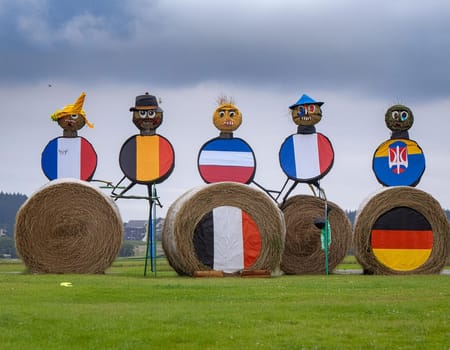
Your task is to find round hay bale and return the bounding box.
[15,179,123,274]
[280,195,352,274]
[162,182,285,276]
[353,187,450,275]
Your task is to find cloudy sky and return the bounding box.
[1,0,450,221]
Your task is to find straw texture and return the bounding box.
[353,187,450,274]
[280,195,352,274]
[162,182,285,276]
[15,179,123,273]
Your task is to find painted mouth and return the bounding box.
[223,120,234,127]
[299,116,312,121]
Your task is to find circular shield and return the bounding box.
[41,136,97,181]
[353,187,450,275]
[279,132,334,183]
[197,137,256,184]
[371,207,433,272]
[119,134,175,184]
[372,139,425,187]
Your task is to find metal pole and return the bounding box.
[143,184,153,277]
[151,184,157,276]
[324,199,329,276]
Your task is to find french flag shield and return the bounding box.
[198,138,256,184]
[41,137,97,181]
[279,133,334,183]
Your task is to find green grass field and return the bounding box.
[0,258,449,350]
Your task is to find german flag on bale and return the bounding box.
[371,207,433,271]
[193,206,262,273]
[119,135,175,184]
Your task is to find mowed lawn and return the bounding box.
[0,259,449,350]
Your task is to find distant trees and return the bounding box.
[0,192,27,237]
[0,236,17,258]
[119,241,136,257]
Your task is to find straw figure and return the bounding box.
[277,94,351,275]
[18,94,123,273]
[162,97,285,277]
[197,96,256,184]
[41,92,97,181]
[117,92,175,188]
[354,104,450,274]
[114,92,175,275]
[278,94,334,200]
[372,104,425,187]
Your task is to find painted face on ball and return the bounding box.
[57,114,86,132]
[213,104,242,132]
[133,110,163,132]
[291,104,322,126]
[385,104,414,132]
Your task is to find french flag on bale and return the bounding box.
[193,206,262,273]
[279,133,334,183]
[41,137,97,181]
[198,138,256,184]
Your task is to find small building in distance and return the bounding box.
[123,218,165,241]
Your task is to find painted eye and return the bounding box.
[139,111,147,118]
[229,111,235,117]
[70,114,79,120]
[148,111,156,118]
[219,111,225,117]
[308,105,316,113]
[400,111,409,121]
[391,111,399,120]
[298,106,306,116]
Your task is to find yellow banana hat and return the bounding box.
[50,92,93,128]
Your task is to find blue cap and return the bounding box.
[289,94,324,110]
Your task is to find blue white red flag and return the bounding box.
[41,137,97,181]
[198,138,256,184]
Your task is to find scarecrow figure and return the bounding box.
[277,94,336,275]
[197,96,256,184]
[113,92,175,275]
[278,94,334,201]
[117,92,175,189]
[372,104,425,187]
[41,92,97,181]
